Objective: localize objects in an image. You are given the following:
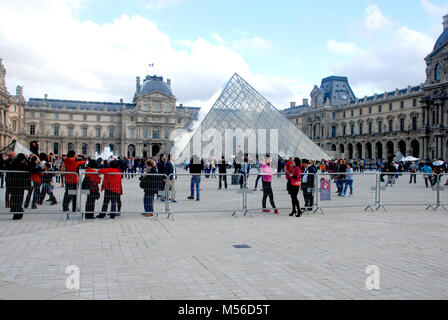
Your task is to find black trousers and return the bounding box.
[219,174,227,189]
[262,181,276,209]
[63,183,78,212]
[303,187,313,208]
[101,189,120,213]
[5,185,12,206]
[10,188,25,214]
[24,182,40,207]
[409,174,416,183]
[289,185,301,213]
[85,195,97,213]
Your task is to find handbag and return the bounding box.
[291,179,301,187]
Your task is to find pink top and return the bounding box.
[260,164,273,182]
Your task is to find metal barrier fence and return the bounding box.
[378,172,437,210]
[244,172,314,216]
[314,172,378,214]
[1,169,446,220]
[0,170,81,219]
[166,173,243,217]
[430,173,447,212]
[80,171,168,220]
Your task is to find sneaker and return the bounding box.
[274,209,279,214]
[262,209,271,213]
[196,199,200,201]
[96,214,106,219]
[144,213,154,217]
[31,205,38,209]
[160,199,166,203]
[109,214,116,219]
[253,188,257,191]
[171,200,178,203]
[187,196,194,200]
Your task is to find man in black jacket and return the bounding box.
[8,153,31,220]
[157,154,167,201]
[187,155,203,201]
[302,159,316,211]
[218,156,228,189]
[3,152,15,207]
[164,154,177,202]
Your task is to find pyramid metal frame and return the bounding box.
[178,73,330,161]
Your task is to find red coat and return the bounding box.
[284,161,294,181]
[99,168,122,194]
[64,157,87,184]
[30,172,42,184]
[290,166,302,186]
[85,168,101,191]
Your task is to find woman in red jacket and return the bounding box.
[288,157,303,217]
[97,160,122,219]
[83,160,101,219]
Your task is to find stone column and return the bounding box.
[438,136,443,159]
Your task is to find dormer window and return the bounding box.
[435,63,442,81]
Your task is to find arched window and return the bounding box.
[82,144,87,155]
[95,144,101,154]
[53,143,59,155]
[68,143,74,152]
[435,63,442,81]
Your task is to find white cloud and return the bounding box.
[144,0,182,10]
[421,0,448,16]
[327,40,366,56]
[365,5,392,31]
[330,19,434,97]
[0,0,302,109]
[231,36,273,54]
[211,32,223,44]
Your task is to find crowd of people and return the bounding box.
[1,147,447,221]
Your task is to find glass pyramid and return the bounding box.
[175,73,330,163]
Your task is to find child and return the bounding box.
[38,162,57,205]
[343,163,354,197]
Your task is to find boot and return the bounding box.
[296,210,302,217]
[13,214,23,220]
[289,211,296,216]
[50,195,57,205]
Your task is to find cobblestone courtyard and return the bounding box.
[0,173,447,300]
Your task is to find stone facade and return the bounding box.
[283,14,448,162]
[1,72,199,157]
[0,58,27,149]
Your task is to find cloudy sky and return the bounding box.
[0,0,447,109]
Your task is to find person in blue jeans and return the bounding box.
[343,163,354,197]
[139,159,160,217]
[187,155,203,201]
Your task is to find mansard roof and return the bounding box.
[27,98,135,112]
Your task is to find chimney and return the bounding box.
[443,14,448,31]
[136,76,141,94]
[44,94,48,100]
[290,101,296,108]
[303,98,309,106]
[167,79,171,88]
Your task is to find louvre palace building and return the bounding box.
[0,65,199,158]
[2,14,448,161]
[283,14,448,162]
